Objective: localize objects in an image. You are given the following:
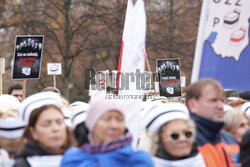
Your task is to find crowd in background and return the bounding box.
[0,79,250,167]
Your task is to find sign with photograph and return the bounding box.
[12,35,44,79]
[47,63,62,75]
[156,58,182,97]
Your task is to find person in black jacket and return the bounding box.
[241,129,250,167]
[14,92,76,167]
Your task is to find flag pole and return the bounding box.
[145,51,158,96]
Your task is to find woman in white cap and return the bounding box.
[60,93,154,167]
[145,102,206,167]
[13,92,76,167]
[0,95,26,166]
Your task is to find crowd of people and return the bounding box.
[0,78,250,167]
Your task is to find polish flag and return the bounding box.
[116,0,134,89]
[116,0,147,148]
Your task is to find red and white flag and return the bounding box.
[116,0,147,148]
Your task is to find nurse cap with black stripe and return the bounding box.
[19,92,62,125]
[144,102,190,133]
[0,94,25,138]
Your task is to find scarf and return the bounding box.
[80,133,132,154]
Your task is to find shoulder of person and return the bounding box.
[220,130,239,145]
[128,149,154,167]
[61,147,93,167]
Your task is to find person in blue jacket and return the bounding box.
[60,93,154,167]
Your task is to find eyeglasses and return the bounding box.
[167,130,194,142]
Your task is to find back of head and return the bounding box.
[8,82,22,95]
[223,108,245,133]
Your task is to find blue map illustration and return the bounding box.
[199,18,250,91]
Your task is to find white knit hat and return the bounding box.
[86,93,125,132]
[20,92,63,125]
[69,101,89,129]
[144,102,190,133]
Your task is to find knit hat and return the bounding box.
[20,92,63,125]
[241,102,250,119]
[86,93,125,132]
[144,102,190,133]
[69,101,89,129]
[0,95,25,139]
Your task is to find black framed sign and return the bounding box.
[12,35,44,79]
[156,58,182,98]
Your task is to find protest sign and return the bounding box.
[47,63,62,75]
[156,58,182,97]
[12,35,44,79]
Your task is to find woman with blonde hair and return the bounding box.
[223,108,249,142]
[144,102,206,167]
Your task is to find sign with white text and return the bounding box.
[12,35,44,79]
[156,58,182,97]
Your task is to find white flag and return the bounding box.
[117,0,147,148]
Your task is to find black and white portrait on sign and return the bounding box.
[156,58,182,98]
[12,35,44,79]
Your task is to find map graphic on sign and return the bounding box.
[203,0,249,60]
[199,0,250,91]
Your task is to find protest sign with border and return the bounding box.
[156,58,182,98]
[12,35,44,79]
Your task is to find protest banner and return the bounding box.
[12,35,44,79]
[156,58,182,97]
[192,0,250,90]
